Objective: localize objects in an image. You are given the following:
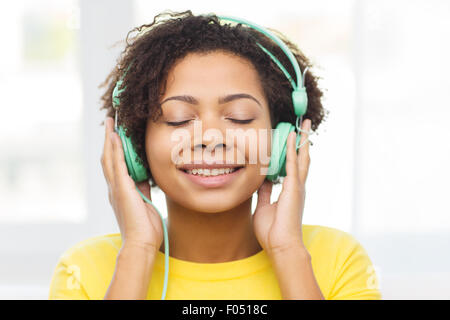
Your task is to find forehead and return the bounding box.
[163,51,265,97]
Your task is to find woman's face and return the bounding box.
[145,50,272,213]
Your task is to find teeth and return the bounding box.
[185,168,238,176]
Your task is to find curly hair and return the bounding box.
[99,10,328,188]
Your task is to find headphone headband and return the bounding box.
[113,14,308,117]
[214,14,308,117]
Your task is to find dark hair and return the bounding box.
[99,10,328,188]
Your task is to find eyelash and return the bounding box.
[165,120,191,126]
[165,119,254,126]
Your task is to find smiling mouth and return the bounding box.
[179,167,244,177]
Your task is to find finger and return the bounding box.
[297,119,311,185]
[284,131,300,188]
[111,131,135,191]
[101,117,115,186]
[256,179,273,208]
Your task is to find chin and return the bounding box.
[182,191,246,213]
[158,166,264,211]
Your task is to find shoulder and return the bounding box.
[59,233,122,262]
[301,224,370,269]
[55,232,123,281]
[301,224,381,300]
[302,224,360,251]
[49,233,122,300]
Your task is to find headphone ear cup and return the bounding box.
[266,122,295,181]
[117,126,150,183]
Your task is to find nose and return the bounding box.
[191,117,230,161]
[193,142,226,150]
[193,142,227,153]
[191,116,227,147]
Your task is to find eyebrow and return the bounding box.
[160,93,262,108]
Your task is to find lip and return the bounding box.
[176,163,244,171]
[178,167,244,188]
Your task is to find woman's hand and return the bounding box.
[101,116,164,253]
[253,119,312,256]
[253,119,324,299]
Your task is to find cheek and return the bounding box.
[246,123,273,183]
[145,127,192,180]
[238,126,272,167]
[257,127,272,166]
[145,129,174,175]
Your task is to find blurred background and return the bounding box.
[0,0,449,299]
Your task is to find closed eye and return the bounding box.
[165,120,192,126]
[227,118,254,124]
[165,119,254,126]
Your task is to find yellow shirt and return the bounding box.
[48,224,381,300]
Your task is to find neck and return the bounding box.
[159,196,263,263]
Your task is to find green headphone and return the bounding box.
[112,14,309,183]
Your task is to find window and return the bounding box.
[0,0,85,223]
[352,0,450,299]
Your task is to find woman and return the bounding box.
[49,10,381,300]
